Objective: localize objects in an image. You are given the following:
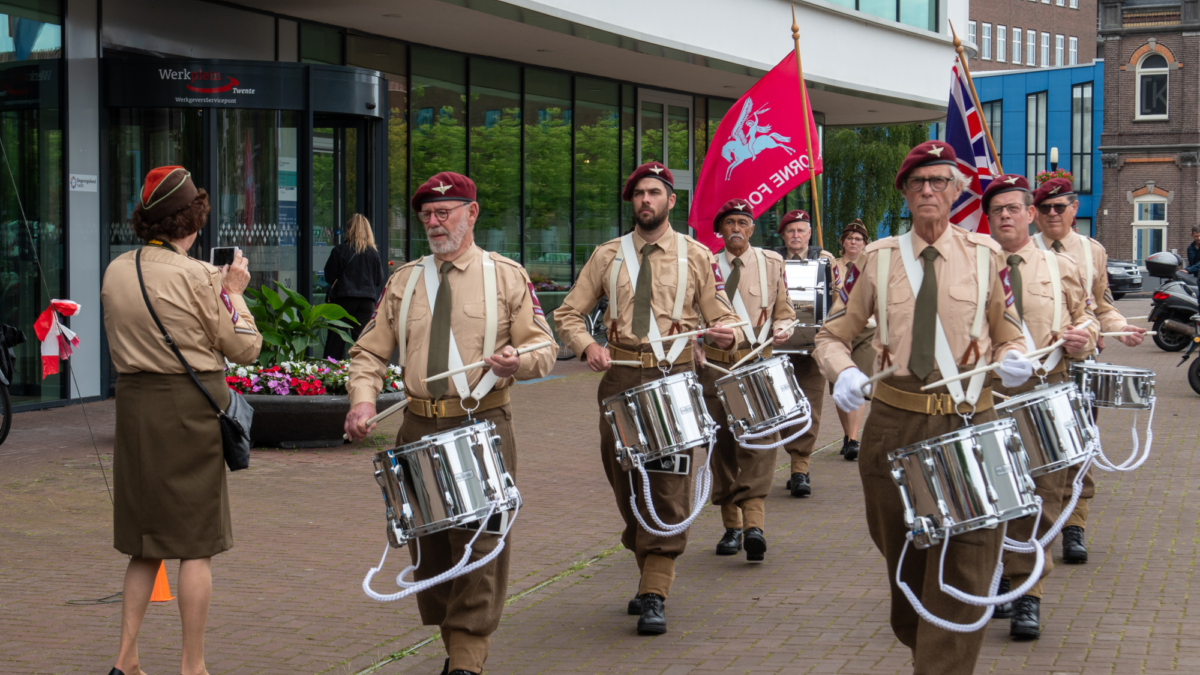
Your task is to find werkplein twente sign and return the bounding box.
[106,60,306,110]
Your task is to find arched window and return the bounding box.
[1137,53,1169,119]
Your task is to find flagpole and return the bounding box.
[949,21,1003,173]
[791,6,823,249]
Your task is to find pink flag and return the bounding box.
[689,52,823,253]
[33,299,81,379]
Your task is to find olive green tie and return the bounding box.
[909,246,940,380]
[1052,239,1065,253]
[726,256,744,302]
[426,261,454,399]
[631,243,656,339]
[1007,254,1025,321]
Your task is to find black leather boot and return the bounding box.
[637,593,667,635]
[1010,595,1041,640]
[839,435,848,455]
[743,527,767,562]
[438,660,448,675]
[993,578,1013,618]
[107,669,126,675]
[1062,525,1088,564]
[627,594,641,615]
[716,528,743,555]
[843,439,860,461]
[449,671,480,675]
[787,472,811,497]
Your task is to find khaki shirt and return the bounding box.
[711,246,795,342]
[832,253,878,338]
[347,245,555,405]
[1006,240,1099,358]
[783,248,835,263]
[1041,230,1124,333]
[814,224,1027,382]
[102,242,262,373]
[554,227,744,356]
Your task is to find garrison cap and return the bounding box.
[622,161,674,201]
[1033,177,1075,206]
[981,174,1032,211]
[894,140,957,190]
[839,219,869,244]
[712,198,754,232]
[412,171,477,210]
[136,166,199,223]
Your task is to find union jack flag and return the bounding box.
[945,62,1000,234]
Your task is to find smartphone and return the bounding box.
[210,247,239,267]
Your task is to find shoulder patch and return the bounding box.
[998,267,1015,308]
[840,263,861,304]
[711,262,725,292]
[219,289,240,325]
[526,282,545,317]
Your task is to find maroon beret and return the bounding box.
[622,161,674,201]
[894,140,957,190]
[712,198,753,232]
[412,171,477,210]
[777,209,810,234]
[981,174,1031,211]
[1033,177,1075,206]
[136,166,199,223]
[839,219,869,244]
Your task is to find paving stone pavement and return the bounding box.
[1,299,1197,675]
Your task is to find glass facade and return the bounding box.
[524,68,572,283]
[1026,91,1047,179]
[0,3,62,404]
[1071,82,1092,194]
[410,47,467,259]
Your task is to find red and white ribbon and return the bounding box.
[33,299,81,379]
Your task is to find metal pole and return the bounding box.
[791,6,823,249]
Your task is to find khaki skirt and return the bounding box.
[113,371,233,559]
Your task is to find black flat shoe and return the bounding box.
[716,528,743,555]
[439,659,449,675]
[1062,525,1088,564]
[993,578,1013,618]
[637,593,667,635]
[107,669,126,675]
[449,671,480,675]
[1010,595,1041,640]
[787,472,811,497]
[843,439,860,461]
[839,435,848,455]
[743,527,767,562]
[627,594,642,615]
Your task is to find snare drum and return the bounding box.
[778,258,831,354]
[714,355,810,437]
[996,382,1098,476]
[889,418,1038,548]
[1070,361,1156,409]
[603,371,717,471]
[373,420,519,548]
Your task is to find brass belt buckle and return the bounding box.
[641,352,654,368]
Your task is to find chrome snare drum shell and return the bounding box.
[778,258,830,354]
[888,418,1037,549]
[602,371,717,471]
[372,420,520,548]
[1070,361,1156,410]
[714,355,810,437]
[996,382,1099,476]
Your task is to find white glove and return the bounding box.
[996,350,1034,388]
[833,367,870,413]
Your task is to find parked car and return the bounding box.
[1106,259,1143,300]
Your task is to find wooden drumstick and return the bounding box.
[608,360,644,368]
[1101,331,1157,337]
[344,399,409,441]
[702,362,733,375]
[424,341,556,384]
[860,365,899,396]
[919,341,1064,391]
[645,320,750,345]
[1124,315,1149,322]
[731,319,802,370]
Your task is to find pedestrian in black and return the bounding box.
[323,213,383,360]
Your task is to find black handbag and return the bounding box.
[135,249,253,471]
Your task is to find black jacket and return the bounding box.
[774,244,824,260]
[324,243,383,300]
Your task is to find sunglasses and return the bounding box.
[1036,203,1071,215]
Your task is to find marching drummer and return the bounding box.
[696,198,795,562]
[983,174,1099,640]
[1032,177,1146,567]
[554,161,743,636]
[773,210,835,497]
[814,140,1033,675]
[829,219,875,461]
[343,172,556,675]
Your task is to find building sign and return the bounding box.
[69,174,98,192]
[0,60,58,109]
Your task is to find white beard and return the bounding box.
[428,225,466,256]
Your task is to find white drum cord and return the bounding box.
[629,437,715,538]
[735,404,813,451]
[1089,399,1155,473]
[361,491,521,602]
[1004,455,1094,553]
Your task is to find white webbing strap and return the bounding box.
[419,253,501,401]
[970,245,988,341]
[718,247,772,345]
[877,248,891,350]
[618,232,690,364]
[1021,249,1065,374]
[897,232,985,407]
[1036,231,1095,296]
[397,261,425,368]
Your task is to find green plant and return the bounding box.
[243,281,358,366]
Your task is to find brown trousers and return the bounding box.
[861,375,1002,675]
[1063,401,1097,529]
[784,353,825,474]
[598,362,698,598]
[400,404,517,674]
[699,366,775,531]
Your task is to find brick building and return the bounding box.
[1097,0,1197,262]
[967,0,1098,71]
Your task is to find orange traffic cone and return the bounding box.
[150,561,175,602]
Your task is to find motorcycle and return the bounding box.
[1145,251,1199,352]
[1167,312,1200,395]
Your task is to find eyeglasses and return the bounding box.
[904,176,953,193]
[1036,203,1071,215]
[988,204,1027,217]
[417,202,470,223]
[843,236,865,243]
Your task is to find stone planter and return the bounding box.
[245,391,405,449]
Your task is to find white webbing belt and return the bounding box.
[1036,232,1094,295]
[1020,250,1065,373]
[718,247,771,345]
[609,232,690,364]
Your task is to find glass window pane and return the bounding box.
[386,75,407,266]
[217,110,301,296]
[1137,202,1165,222]
[347,34,405,75]
[1143,54,1168,69]
[575,77,620,280]
[900,0,937,31]
[694,97,707,184]
[301,23,342,65]
[1140,73,1168,116]
[671,189,690,234]
[860,0,898,23]
[640,100,663,164]
[667,104,689,170]
[523,68,572,285]
[470,58,520,263]
[410,47,466,259]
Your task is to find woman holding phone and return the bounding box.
[322,213,383,360]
